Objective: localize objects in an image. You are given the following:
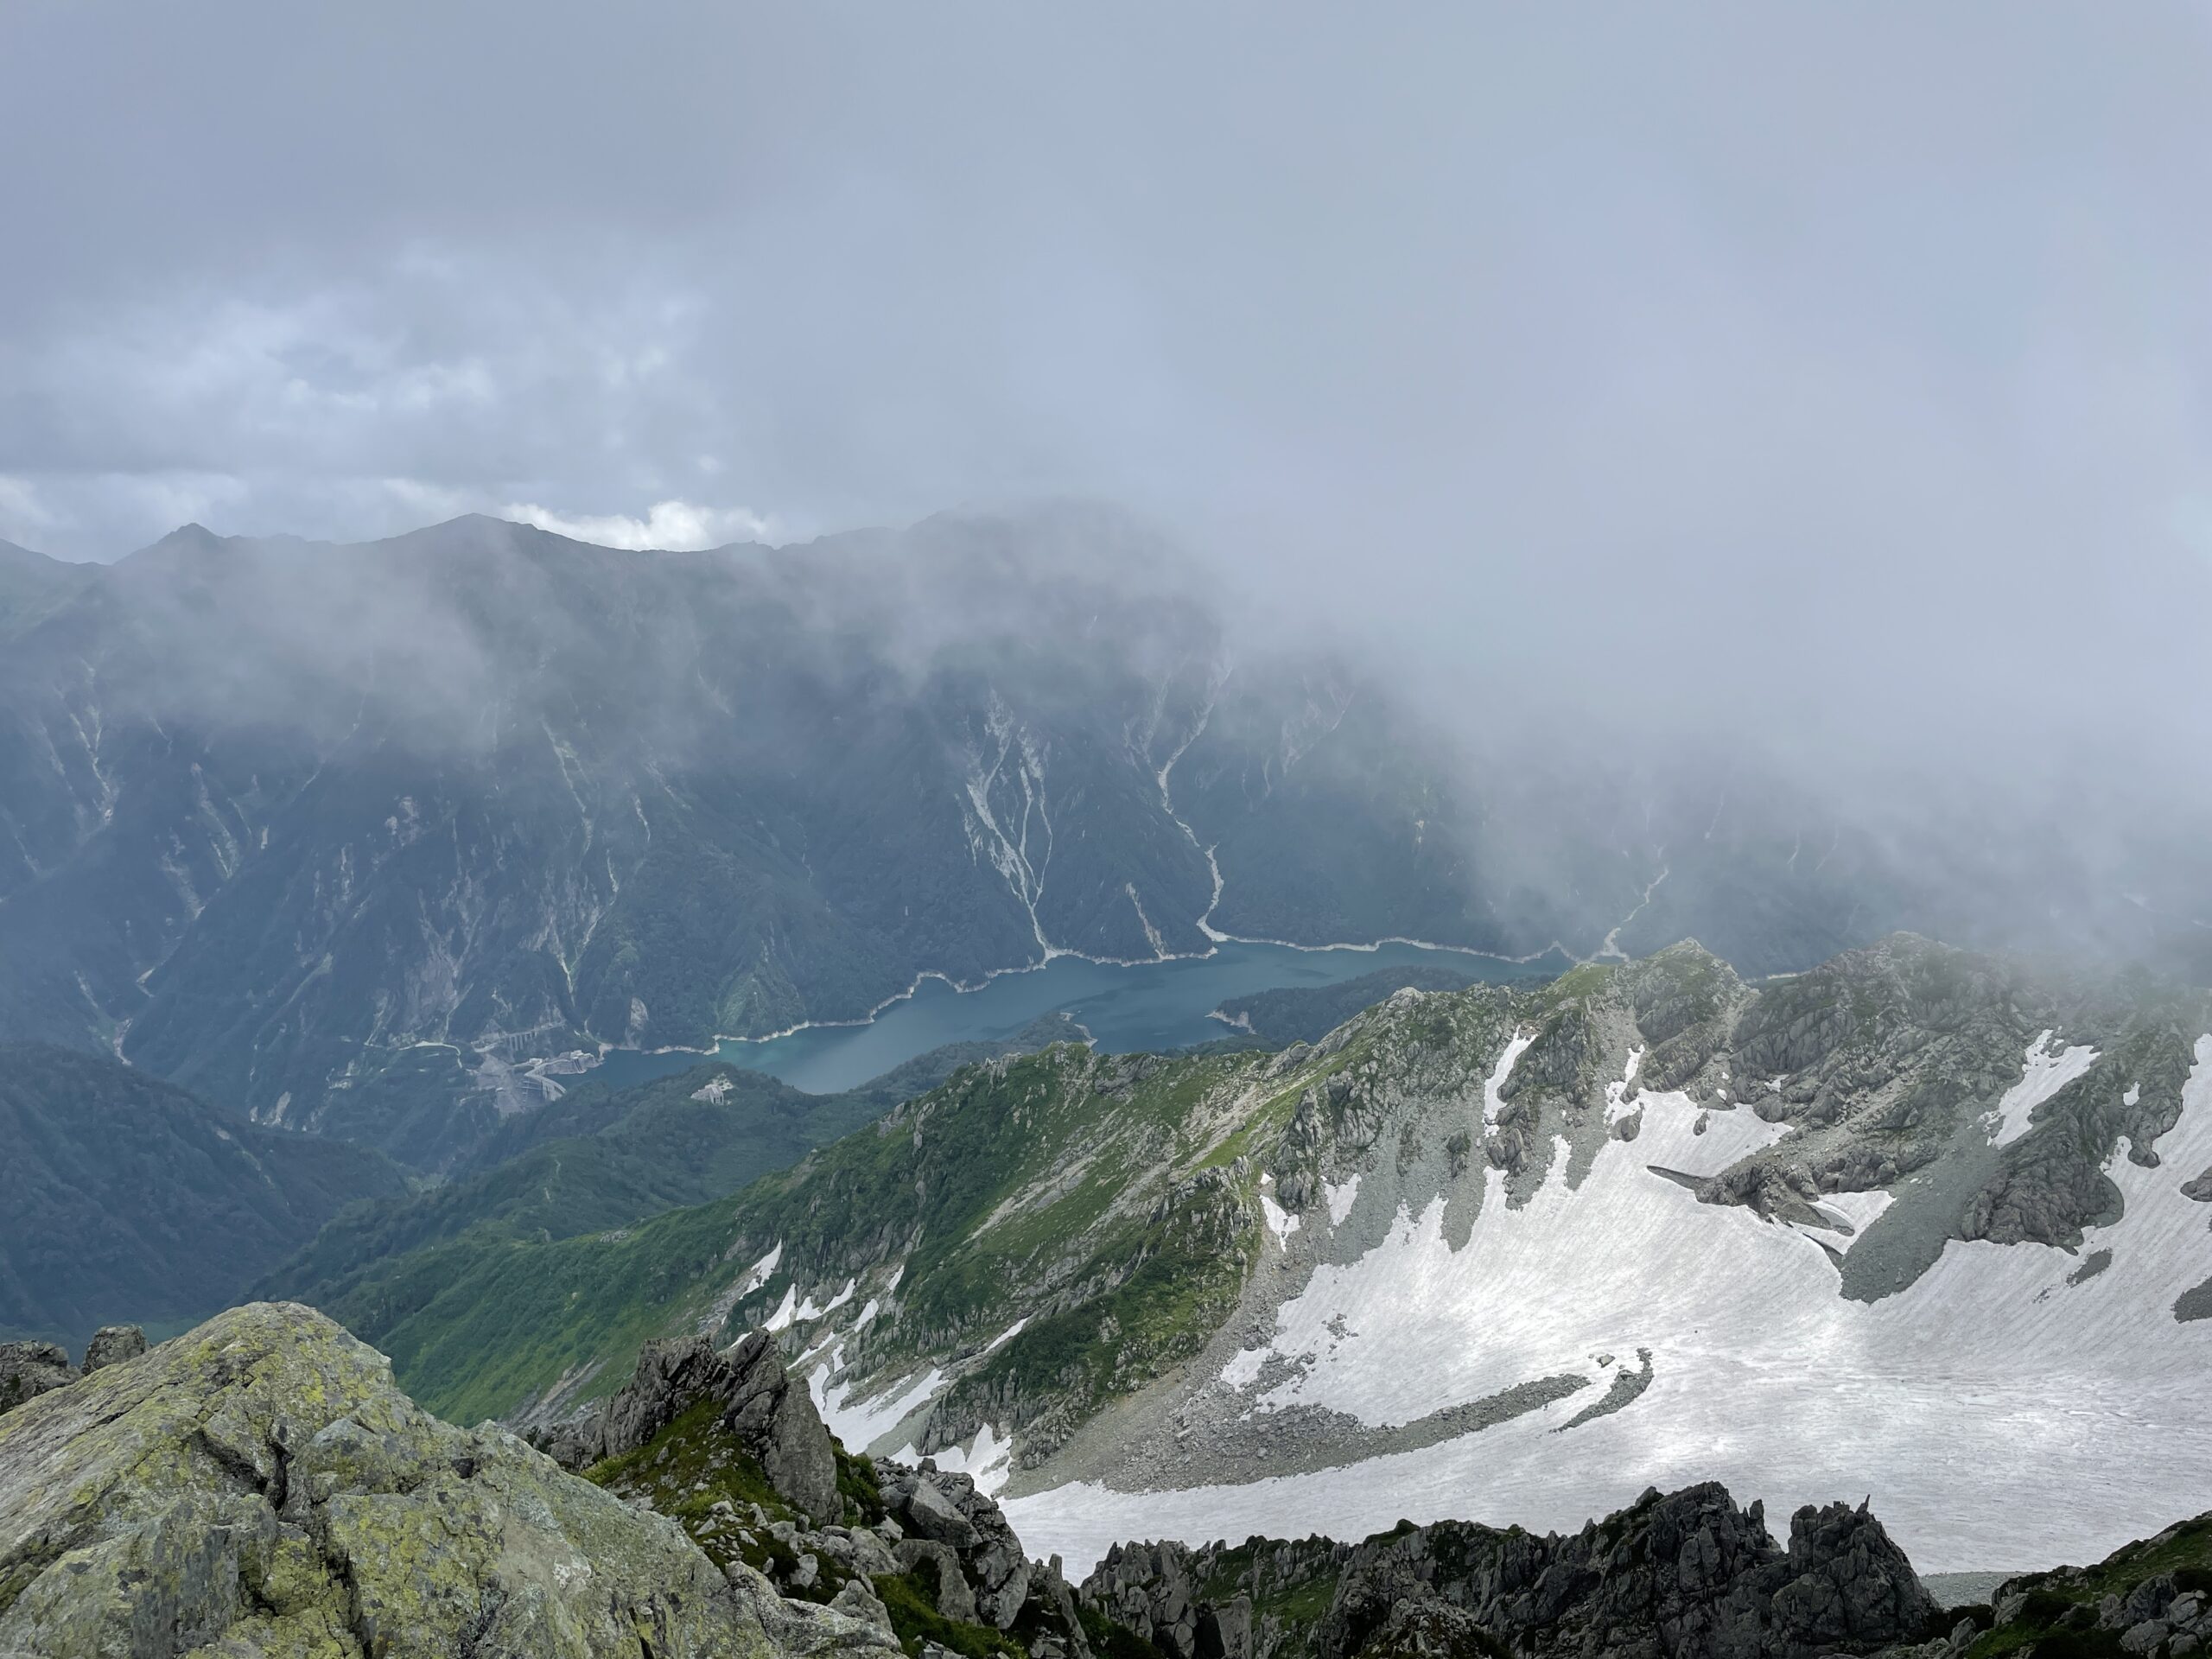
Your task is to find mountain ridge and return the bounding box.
[5,505,2209,1177]
[284,933,2212,1581]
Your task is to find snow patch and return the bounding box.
[1817,1189,1896,1236]
[1482,1031,1535,1128]
[761,1285,798,1332]
[1605,1049,1646,1123]
[815,1364,949,1452]
[1220,1344,1268,1389]
[1006,1039,2212,1583]
[1988,1031,2101,1147]
[1325,1174,1362,1227]
[738,1243,783,1299]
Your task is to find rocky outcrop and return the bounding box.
[0,1340,75,1414]
[876,1459,1083,1638]
[0,1324,145,1415]
[1974,1510,2212,1658]
[548,1331,839,1522]
[1083,1483,1940,1659]
[79,1323,148,1373]
[566,1344,1093,1659]
[726,1332,842,1524]
[0,1301,887,1657]
[1088,1535,1332,1659]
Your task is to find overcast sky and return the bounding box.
[5,3,2210,766]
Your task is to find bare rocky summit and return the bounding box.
[0,1303,890,1658]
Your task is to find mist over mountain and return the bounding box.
[10,11,2212,1649]
[0,503,2205,1173]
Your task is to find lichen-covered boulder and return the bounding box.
[0,1301,783,1658]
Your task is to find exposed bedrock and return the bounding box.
[1084,1482,1940,1659]
[548,1330,840,1522]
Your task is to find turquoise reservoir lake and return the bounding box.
[588,939,1553,1097]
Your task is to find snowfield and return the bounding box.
[1003,1037,2212,1579]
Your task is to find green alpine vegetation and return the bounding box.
[254,1016,1084,1351]
[306,950,1540,1428]
[293,933,2212,1519]
[1955,1514,2212,1659]
[334,1037,1296,1427]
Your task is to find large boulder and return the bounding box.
[0,1301,788,1658]
[0,1340,74,1414]
[724,1332,840,1525]
[877,1462,1038,1632]
[79,1324,146,1374]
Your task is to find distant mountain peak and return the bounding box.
[124,522,230,564]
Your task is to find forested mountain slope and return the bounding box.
[5,509,2201,1170]
[0,1044,405,1342]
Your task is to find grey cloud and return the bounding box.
[3,2,2210,785]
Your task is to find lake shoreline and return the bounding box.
[583,936,1556,1098]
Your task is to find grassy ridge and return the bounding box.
[345,1039,1304,1426]
[342,973,1520,1430]
[258,1018,1090,1414]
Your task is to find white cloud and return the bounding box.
[0,475,54,546]
[500,499,782,552]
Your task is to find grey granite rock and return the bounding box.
[0,1339,74,1414]
[830,1575,896,1632]
[79,1324,147,1375]
[725,1331,841,1523]
[549,1329,839,1522]
[0,1302,781,1657]
[1084,1481,1939,1659]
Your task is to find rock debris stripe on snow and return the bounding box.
[1004,1036,2212,1580]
